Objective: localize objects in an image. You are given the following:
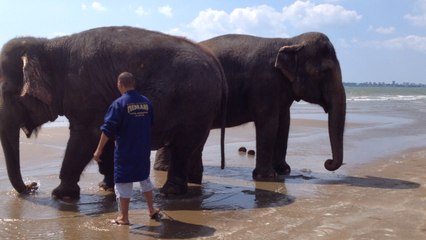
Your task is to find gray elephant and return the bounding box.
[0,26,227,199]
[155,32,346,180]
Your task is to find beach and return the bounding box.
[0,86,426,239]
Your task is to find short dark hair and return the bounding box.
[117,72,135,88]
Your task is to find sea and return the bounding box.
[0,85,425,239]
[290,86,426,166]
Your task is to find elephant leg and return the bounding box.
[273,109,291,175]
[252,117,280,180]
[52,126,98,199]
[97,140,114,191]
[187,146,203,184]
[154,146,171,171]
[160,126,209,195]
[160,144,189,195]
[154,143,204,184]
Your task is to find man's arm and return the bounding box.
[93,132,110,162]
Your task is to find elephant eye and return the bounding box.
[321,59,334,71]
[305,63,319,75]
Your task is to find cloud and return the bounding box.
[188,5,287,39]
[135,6,148,16]
[363,35,426,53]
[92,2,106,11]
[375,26,396,34]
[81,2,107,12]
[52,32,69,37]
[185,1,361,40]
[387,35,426,52]
[167,27,189,38]
[404,0,426,26]
[158,5,173,17]
[369,26,396,34]
[281,0,362,28]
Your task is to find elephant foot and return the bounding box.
[274,162,291,175]
[160,178,188,196]
[52,182,80,200]
[98,176,114,191]
[252,167,285,182]
[188,172,202,184]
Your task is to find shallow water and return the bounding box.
[0,86,426,239]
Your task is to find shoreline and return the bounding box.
[7,115,424,176]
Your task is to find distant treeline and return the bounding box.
[344,81,426,87]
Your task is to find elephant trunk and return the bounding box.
[0,116,27,193]
[324,80,346,171]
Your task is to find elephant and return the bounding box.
[0,26,227,199]
[154,32,346,180]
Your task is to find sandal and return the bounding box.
[150,210,162,221]
[111,219,130,225]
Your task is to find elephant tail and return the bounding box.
[220,103,226,169]
[218,59,228,170]
[204,45,227,169]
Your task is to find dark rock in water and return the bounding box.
[238,146,247,152]
[247,150,255,156]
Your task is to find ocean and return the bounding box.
[288,86,426,168]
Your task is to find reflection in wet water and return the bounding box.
[156,181,294,211]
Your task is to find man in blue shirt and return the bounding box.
[93,72,160,225]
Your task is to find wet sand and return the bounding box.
[0,118,425,239]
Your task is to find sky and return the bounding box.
[1,0,426,84]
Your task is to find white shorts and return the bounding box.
[114,178,154,198]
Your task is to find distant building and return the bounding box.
[343,81,425,88]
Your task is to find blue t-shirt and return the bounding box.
[101,90,153,183]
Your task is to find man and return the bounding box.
[93,72,161,225]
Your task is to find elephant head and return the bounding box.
[274,32,346,171]
[0,38,57,193]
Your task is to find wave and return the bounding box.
[344,86,426,102]
[293,94,426,104]
[347,95,426,102]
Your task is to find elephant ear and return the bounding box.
[278,44,304,53]
[274,44,304,82]
[20,54,52,105]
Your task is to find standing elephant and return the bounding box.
[0,26,227,199]
[155,32,345,180]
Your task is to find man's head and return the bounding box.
[117,72,136,94]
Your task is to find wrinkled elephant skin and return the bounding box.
[0,26,227,199]
[155,32,346,181]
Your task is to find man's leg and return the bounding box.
[114,182,133,224]
[144,190,155,215]
[140,178,160,218]
[118,197,130,223]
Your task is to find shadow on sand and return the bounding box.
[129,219,216,239]
[285,170,421,189]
